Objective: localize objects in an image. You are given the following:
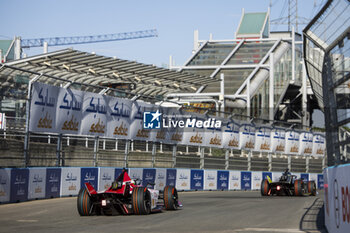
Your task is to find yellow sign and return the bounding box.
[245,140,254,149]
[113,122,128,136]
[89,118,106,133]
[209,134,222,146]
[62,115,79,131]
[37,112,52,129]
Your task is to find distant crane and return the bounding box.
[20,29,158,49]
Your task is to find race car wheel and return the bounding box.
[77,187,93,216]
[294,180,304,196]
[260,179,270,196]
[164,186,178,210]
[307,181,317,196]
[132,187,151,215]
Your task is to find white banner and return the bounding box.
[181,114,206,146]
[107,96,132,140]
[285,130,300,155]
[30,82,59,133]
[222,120,240,150]
[80,92,108,136]
[0,169,11,203]
[176,169,191,191]
[204,116,223,148]
[204,170,217,190]
[309,173,318,188]
[56,88,83,135]
[60,167,81,196]
[98,167,115,191]
[299,132,313,155]
[229,170,241,190]
[128,168,143,182]
[312,134,325,158]
[251,171,262,190]
[129,101,154,141]
[254,126,271,152]
[239,124,255,150]
[165,108,184,145]
[155,168,167,191]
[271,128,286,153]
[324,164,350,233]
[28,168,46,200]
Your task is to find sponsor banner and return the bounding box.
[81,168,98,190]
[166,169,177,187]
[254,126,271,152]
[270,128,286,153]
[80,92,108,137]
[128,168,143,184]
[56,88,83,135]
[60,167,81,196]
[164,108,184,145]
[190,169,204,190]
[262,172,272,181]
[229,170,241,190]
[149,106,167,143]
[107,97,132,140]
[176,169,190,191]
[45,168,61,198]
[251,171,262,190]
[10,168,29,202]
[318,174,324,189]
[28,168,46,200]
[239,124,255,150]
[181,113,206,146]
[222,120,240,150]
[300,173,309,182]
[204,116,223,148]
[155,168,167,191]
[204,170,217,190]
[271,172,281,182]
[324,164,350,233]
[0,169,11,203]
[115,168,124,180]
[98,167,115,191]
[285,130,300,155]
[312,134,325,158]
[241,171,252,190]
[217,171,229,190]
[30,82,59,133]
[130,101,154,141]
[142,168,156,188]
[299,132,313,155]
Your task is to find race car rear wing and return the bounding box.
[85,182,97,195]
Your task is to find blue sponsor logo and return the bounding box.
[241,172,251,190]
[217,171,229,190]
[81,168,98,189]
[166,169,177,187]
[191,170,203,190]
[143,110,162,129]
[46,168,61,198]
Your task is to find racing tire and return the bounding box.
[77,186,93,216]
[132,187,151,215]
[260,179,270,196]
[307,181,317,196]
[294,180,304,196]
[164,186,178,210]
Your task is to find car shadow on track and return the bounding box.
[299,198,328,233]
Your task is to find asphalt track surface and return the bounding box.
[0,191,327,233]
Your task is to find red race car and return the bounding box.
[77,169,181,216]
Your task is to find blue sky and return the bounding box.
[1,0,325,67]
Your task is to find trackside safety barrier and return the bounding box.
[323,164,350,233]
[0,167,323,204]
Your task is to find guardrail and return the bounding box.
[0,167,324,204]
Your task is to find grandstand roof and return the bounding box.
[0,48,218,99]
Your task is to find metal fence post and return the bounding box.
[186,145,189,154]
[102,138,106,150]
[288,155,291,171]
[268,153,272,171]
[115,139,118,151]
[124,140,130,168]
[131,140,134,152]
[152,142,156,168]
[306,156,310,173]
[172,145,177,168]
[159,142,163,153]
[85,137,88,148]
[247,151,251,171]
[200,147,205,169]
[225,149,229,170]
[146,141,149,152]
[93,136,99,167]
[56,134,62,167]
